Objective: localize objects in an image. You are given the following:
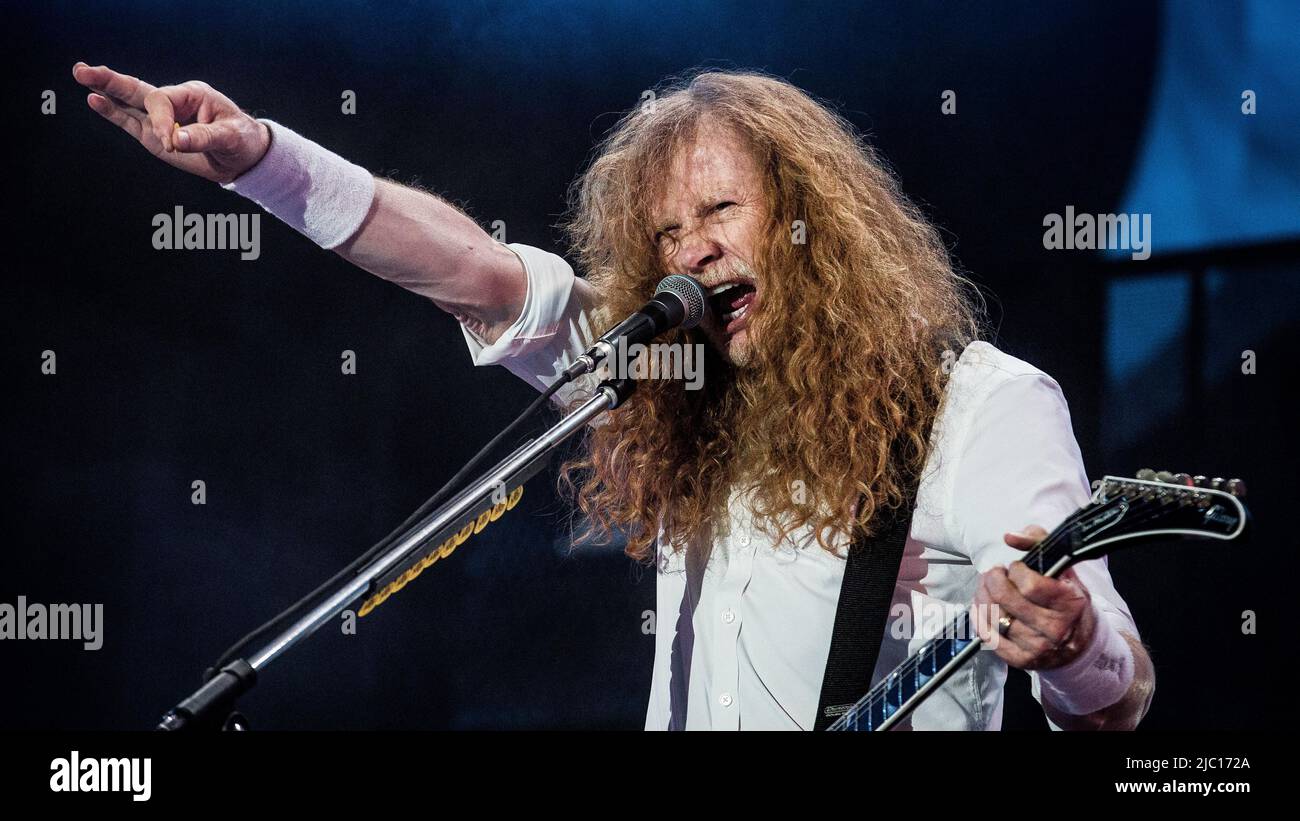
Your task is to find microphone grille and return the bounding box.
[654,274,707,329]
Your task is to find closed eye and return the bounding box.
[714,201,737,212]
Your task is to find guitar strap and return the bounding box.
[813,487,917,731]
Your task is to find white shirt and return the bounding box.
[461,242,1140,731]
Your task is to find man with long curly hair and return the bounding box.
[75,61,1153,730]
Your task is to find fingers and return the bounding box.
[72,62,155,110]
[973,524,1097,670]
[143,81,213,152]
[143,90,178,152]
[970,602,1037,668]
[1003,523,1049,550]
[173,121,239,154]
[86,93,146,142]
[979,566,1076,649]
[1008,560,1090,610]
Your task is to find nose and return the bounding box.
[669,229,723,276]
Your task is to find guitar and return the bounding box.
[826,470,1250,731]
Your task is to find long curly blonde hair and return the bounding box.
[559,70,981,562]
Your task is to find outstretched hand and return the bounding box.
[73,61,270,184]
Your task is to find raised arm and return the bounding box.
[73,61,526,343]
[333,179,526,343]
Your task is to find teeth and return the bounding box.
[722,303,750,323]
[709,281,752,296]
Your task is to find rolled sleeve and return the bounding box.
[460,242,597,398]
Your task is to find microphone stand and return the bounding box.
[157,377,636,731]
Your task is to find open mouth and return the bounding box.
[706,279,758,332]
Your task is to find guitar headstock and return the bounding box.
[1066,469,1250,561]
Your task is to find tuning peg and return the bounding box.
[1226,478,1247,497]
[1155,471,1175,483]
[1136,468,1157,481]
[1210,477,1225,490]
[1171,472,1192,486]
[1193,475,1208,487]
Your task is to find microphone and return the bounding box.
[563,274,708,380]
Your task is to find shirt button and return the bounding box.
[738,532,751,546]
[719,693,734,707]
[722,608,736,624]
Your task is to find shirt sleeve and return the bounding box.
[460,242,599,403]
[943,372,1141,728]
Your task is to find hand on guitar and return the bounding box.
[971,525,1098,670]
[970,523,1155,729]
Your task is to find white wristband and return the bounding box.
[1037,608,1136,716]
[220,119,375,249]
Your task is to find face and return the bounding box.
[652,124,766,367]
